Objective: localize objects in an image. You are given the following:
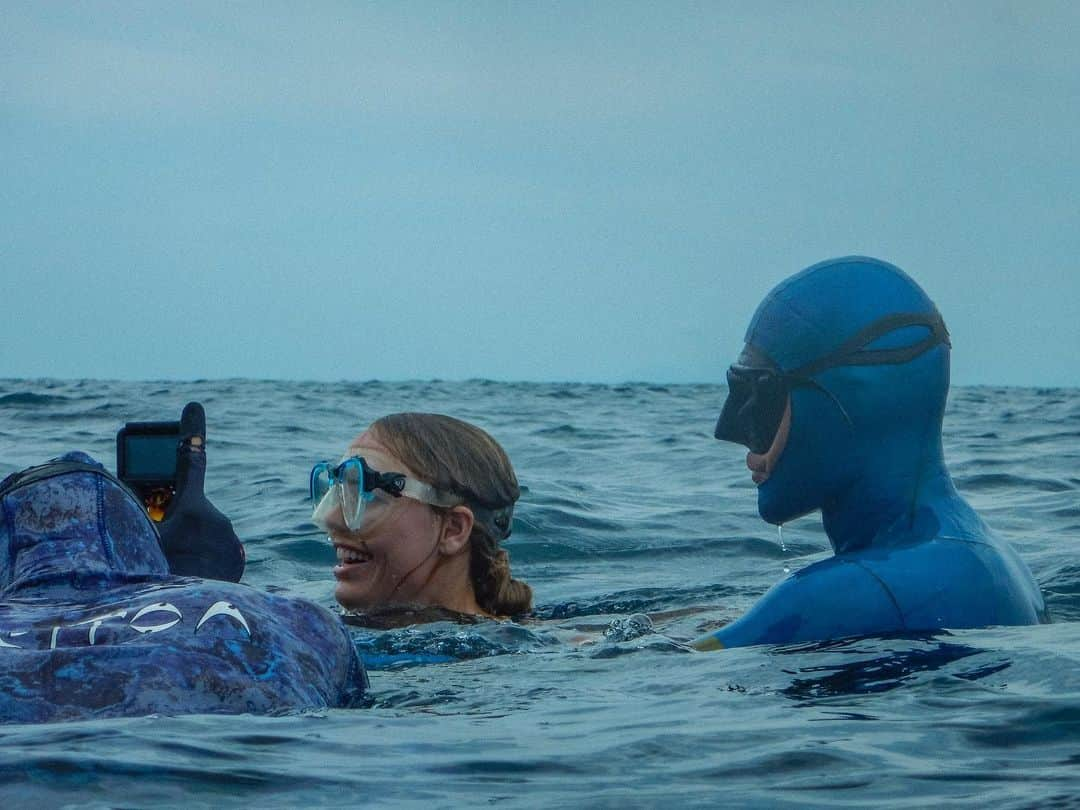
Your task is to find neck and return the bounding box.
[403,551,484,616]
[821,452,960,555]
[431,577,483,616]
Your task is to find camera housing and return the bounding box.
[116,421,180,521]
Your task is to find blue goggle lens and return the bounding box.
[310,462,334,501]
[310,458,386,531]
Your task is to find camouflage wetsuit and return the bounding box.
[0,453,367,724]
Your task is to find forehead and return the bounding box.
[346,430,416,477]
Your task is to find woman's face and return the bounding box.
[325,431,450,611]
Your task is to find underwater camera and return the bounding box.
[116,420,180,521]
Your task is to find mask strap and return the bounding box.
[0,461,162,546]
[345,457,462,508]
[0,460,106,498]
[786,311,950,382]
[0,461,151,515]
[471,503,515,541]
[769,311,948,428]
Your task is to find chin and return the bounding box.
[757,480,815,526]
[334,585,372,612]
[757,494,786,526]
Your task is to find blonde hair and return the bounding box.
[368,413,533,617]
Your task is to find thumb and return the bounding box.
[175,401,207,496]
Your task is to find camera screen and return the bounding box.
[123,434,178,480]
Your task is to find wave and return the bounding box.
[0,392,70,406]
[956,473,1073,493]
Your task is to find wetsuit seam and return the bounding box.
[337,620,368,705]
[935,533,991,546]
[95,475,118,566]
[848,559,907,629]
[1,498,13,588]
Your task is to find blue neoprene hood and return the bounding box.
[745,256,951,548]
[0,453,367,723]
[697,257,1046,650]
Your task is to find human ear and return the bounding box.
[438,506,475,556]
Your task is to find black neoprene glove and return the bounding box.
[158,402,245,582]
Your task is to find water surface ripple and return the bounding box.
[0,379,1078,807]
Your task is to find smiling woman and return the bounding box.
[310,413,532,621]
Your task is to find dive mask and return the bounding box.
[310,456,463,533]
[716,311,950,454]
[717,356,790,455]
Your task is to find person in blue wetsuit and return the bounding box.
[694,256,1047,651]
[0,451,367,724]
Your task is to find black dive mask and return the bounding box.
[716,311,950,454]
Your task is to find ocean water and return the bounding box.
[0,378,1078,808]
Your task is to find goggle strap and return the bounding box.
[472,503,514,541]
[310,458,510,538]
[399,478,464,509]
[0,461,157,530]
[406,479,514,539]
[787,311,949,381]
[370,470,406,496]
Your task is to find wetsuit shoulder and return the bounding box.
[270,589,370,705]
[187,582,370,708]
[693,557,905,650]
[855,534,1047,630]
[0,582,368,723]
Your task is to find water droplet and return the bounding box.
[778,524,790,573]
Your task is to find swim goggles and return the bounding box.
[310,456,463,532]
[715,311,950,454]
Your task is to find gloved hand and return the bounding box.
[158,402,245,582]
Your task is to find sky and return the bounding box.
[2,2,1078,386]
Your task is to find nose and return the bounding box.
[746,451,771,485]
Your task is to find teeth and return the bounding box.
[336,546,372,564]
